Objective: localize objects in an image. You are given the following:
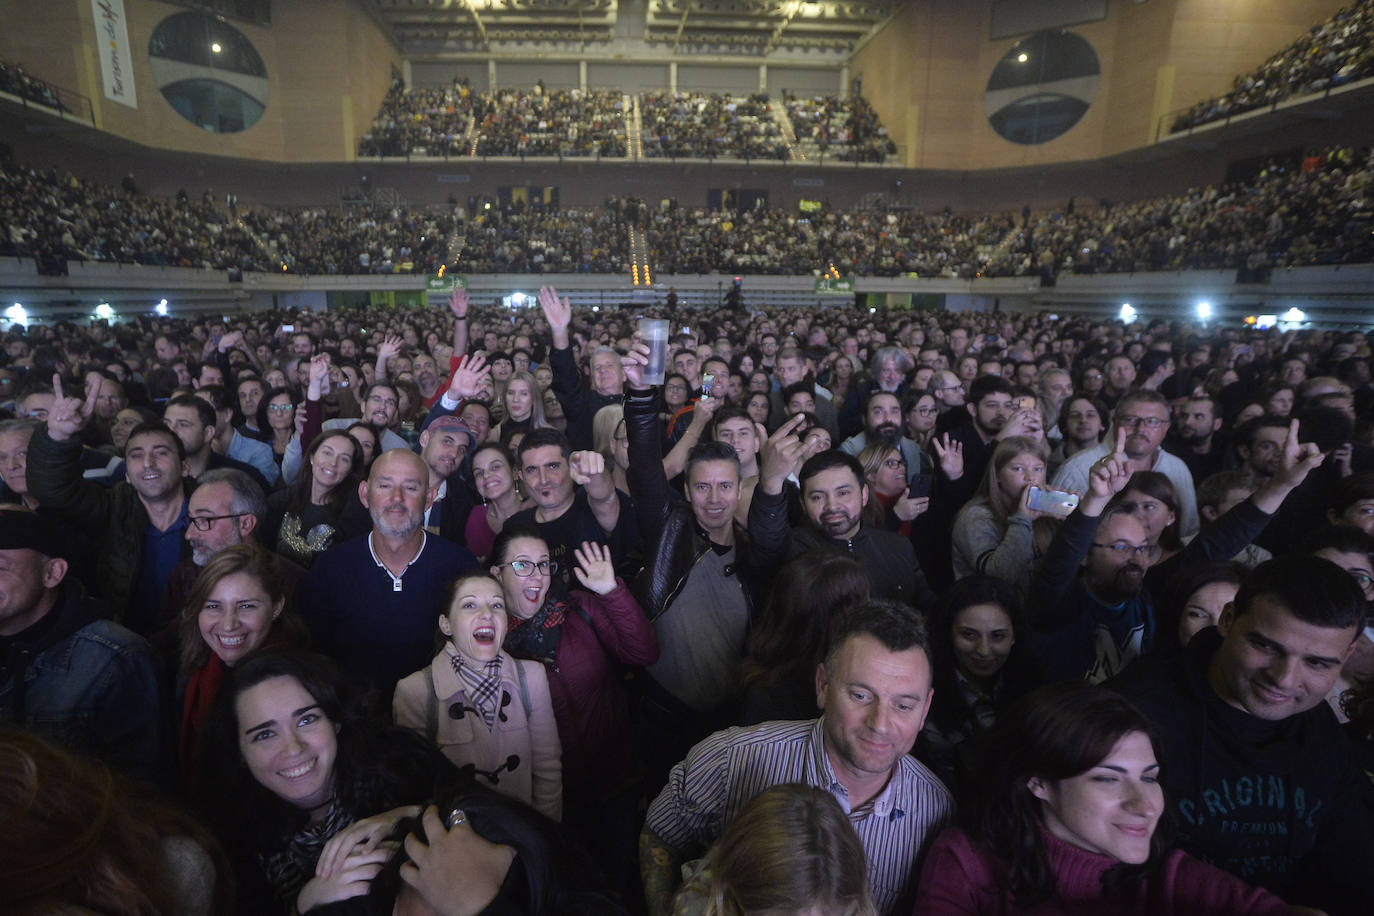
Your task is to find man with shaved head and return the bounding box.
[301,449,478,690]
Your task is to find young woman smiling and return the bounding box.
[392,570,563,822]
[464,442,528,561]
[176,544,305,784]
[915,683,1292,914]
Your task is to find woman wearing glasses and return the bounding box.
[488,524,657,881]
[255,386,300,472]
[392,565,563,821]
[858,442,928,537]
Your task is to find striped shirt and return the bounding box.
[644,717,955,915]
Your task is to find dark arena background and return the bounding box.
[2,0,1372,325]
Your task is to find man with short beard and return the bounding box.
[1031,428,1157,683]
[416,416,477,543]
[302,449,477,691]
[1165,395,1232,482]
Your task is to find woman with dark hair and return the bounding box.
[737,550,870,725]
[488,525,658,893]
[673,783,876,916]
[915,683,1291,913]
[258,386,301,469]
[344,421,381,473]
[1153,560,1245,654]
[392,569,563,821]
[744,390,771,429]
[2,728,230,914]
[200,649,455,913]
[176,543,308,783]
[917,574,1038,798]
[466,442,528,561]
[263,430,364,568]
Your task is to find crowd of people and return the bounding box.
[358,77,629,159]
[1171,0,1374,132]
[783,91,898,163]
[6,142,1373,280]
[639,90,788,161]
[2,283,1373,914]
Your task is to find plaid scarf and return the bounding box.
[504,598,568,667]
[451,651,504,729]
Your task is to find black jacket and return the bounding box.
[749,485,937,611]
[623,387,773,620]
[1112,628,1374,915]
[550,343,620,452]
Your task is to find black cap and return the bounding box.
[0,507,68,560]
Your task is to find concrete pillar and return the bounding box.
[401,59,413,90]
[759,64,767,92]
[840,65,849,96]
[669,62,677,93]
[488,59,498,90]
[580,60,587,90]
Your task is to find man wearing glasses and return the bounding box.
[321,380,409,451]
[1031,428,1159,683]
[1052,388,1199,536]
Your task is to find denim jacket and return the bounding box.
[0,581,165,781]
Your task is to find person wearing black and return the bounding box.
[1112,555,1374,915]
[538,285,623,452]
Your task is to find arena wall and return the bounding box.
[0,0,399,162]
[852,0,1351,170]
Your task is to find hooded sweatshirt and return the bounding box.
[1112,627,1374,915]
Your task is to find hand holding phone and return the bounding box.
[1026,485,1079,517]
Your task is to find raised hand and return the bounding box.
[932,433,964,480]
[892,489,930,523]
[46,373,96,441]
[999,407,1044,441]
[448,286,470,320]
[378,335,404,361]
[758,414,808,494]
[307,354,331,393]
[621,338,651,390]
[572,540,617,595]
[446,353,490,401]
[569,449,609,491]
[217,329,245,353]
[688,395,721,431]
[1085,426,1132,509]
[537,285,572,331]
[1274,419,1325,488]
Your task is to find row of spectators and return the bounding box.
[3,144,1372,277]
[639,90,787,160]
[359,77,628,159]
[1171,0,1374,131]
[0,58,68,113]
[783,91,898,163]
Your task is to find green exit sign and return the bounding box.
[816,276,854,295]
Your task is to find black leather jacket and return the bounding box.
[623,387,773,620]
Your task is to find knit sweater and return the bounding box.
[913,826,1295,915]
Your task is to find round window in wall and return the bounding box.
[986,30,1099,145]
[148,12,268,133]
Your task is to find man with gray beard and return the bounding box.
[301,449,477,690]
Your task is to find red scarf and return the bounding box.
[179,653,227,781]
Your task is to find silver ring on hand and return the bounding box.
[446,808,467,829]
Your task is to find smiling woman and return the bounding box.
[914,683,1292,913]
[201,649,456,913]
[392,569,564,822]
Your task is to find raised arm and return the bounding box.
[448,287,470,354]
[28,374,114,527]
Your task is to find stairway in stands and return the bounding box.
[628,224,652,287]
[234,216,284,271]
[626,94,643,160]
[770,98,802,162]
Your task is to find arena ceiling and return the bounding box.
[371,1,905,57]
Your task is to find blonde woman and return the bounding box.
[951,436,1049,591]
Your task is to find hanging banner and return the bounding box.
[91,0,138,109]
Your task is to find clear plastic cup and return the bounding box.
[640,318,670,385]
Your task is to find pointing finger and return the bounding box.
[53,373,64,400]
[1114,425,1128,455]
